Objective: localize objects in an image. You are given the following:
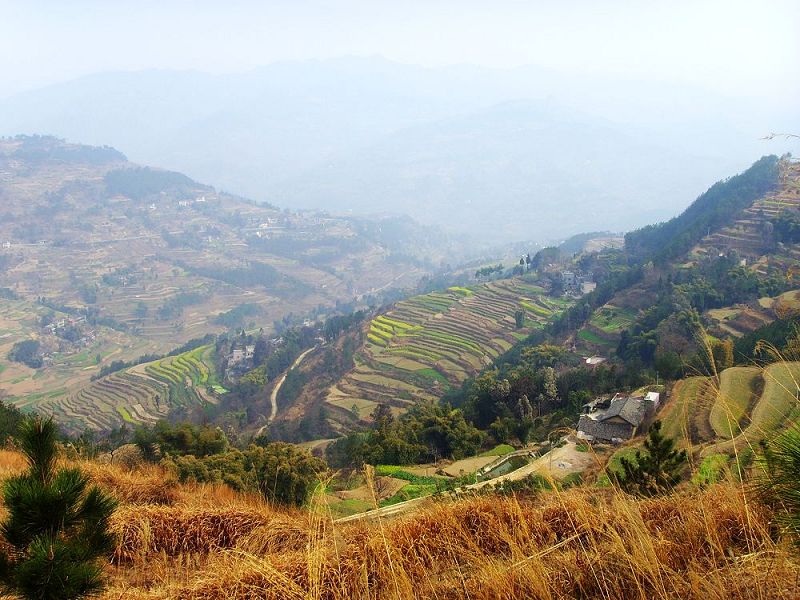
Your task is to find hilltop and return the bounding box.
[0,135,449,431]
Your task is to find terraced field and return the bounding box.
[656,362,800,456]
[693,160,800,274]
[39,344,222,433]
[326,279,569,425]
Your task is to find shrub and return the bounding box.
[613,421,687,497]
[756,424,800,540]
[0,418,117,600]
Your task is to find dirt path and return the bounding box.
[256,346,317,437]
[335,437,598,524]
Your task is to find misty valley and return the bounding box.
[0,5,798,598]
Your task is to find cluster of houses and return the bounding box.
[226,344,255,369]
[43,314,86,335]
[561,270,596,296]
[576,391,661,444]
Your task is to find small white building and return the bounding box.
[645,391,661,410]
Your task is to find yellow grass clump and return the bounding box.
[112,505,271,562]
[101,482,800,600]
[81,460,181,506]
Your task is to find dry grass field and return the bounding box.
[0,448,796,600]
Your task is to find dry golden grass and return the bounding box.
[99,480,800,600]
[80,460,181,505]
[0,448,28,481]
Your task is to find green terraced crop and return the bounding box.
[447,286,473,296]
[520,300,551,316]
[385,346,442,361]
[375,315,415,330]
[414,330,483,353]
[369,325,394,340]
[370,319,394,333]
[367,333,388,346]
[116,406,135,423]
[415,368,450,387]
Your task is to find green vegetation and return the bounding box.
[327,403,483,468]
[612,421,687,497]
[105,166,198,199]
[7,340,42,369]
[0,418,117,600]
[213,303,262,328]
[625,155,779,262]
[164,440,326,507]
[692,453,729,487]
[447,286,473,296]
[479,444,515,457]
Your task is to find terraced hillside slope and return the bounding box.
[694,159,800,270]
[32,344,222,433]
[0,136,447,424]
[657,362,800,454]
[324,279,570,430]
[575,159,800,354]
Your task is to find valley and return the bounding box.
[0,136,446,423]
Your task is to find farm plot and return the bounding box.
[708,367,762,439]
[327,278,570,420]
[39,344,221,434]
[659,376,717,446]
[703,362,800,456]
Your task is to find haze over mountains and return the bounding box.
[1,57,797,242]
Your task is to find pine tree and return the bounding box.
[614,421,687,497]
[0,417,117,600]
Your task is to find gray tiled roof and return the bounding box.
[599,396,645,426]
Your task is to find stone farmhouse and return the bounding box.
[577,392,660,443]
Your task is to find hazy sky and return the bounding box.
[2,0,798,100]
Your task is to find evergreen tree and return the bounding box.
[614,421,687,497]
[0,417,117,600]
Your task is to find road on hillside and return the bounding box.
[335,436,597,524]
[255,346,317,437]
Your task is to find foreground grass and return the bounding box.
[1,443,798,600]
[97,476,800,600]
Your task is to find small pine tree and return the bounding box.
[0,417,117,600]
[613,421,687,497]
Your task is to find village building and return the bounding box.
[227,348,245,367]
[584,355,607,368]
[577,392,659,443]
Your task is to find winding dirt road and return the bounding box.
[255,346,317,437]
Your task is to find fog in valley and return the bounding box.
[2,0,798,244]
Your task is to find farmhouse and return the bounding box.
[227,348,245,367]
[584,355,607,368]
[577,393,657,443]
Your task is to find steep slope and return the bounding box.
[274,278,570,437]
[575,157,799,354]
[0,136,440,424]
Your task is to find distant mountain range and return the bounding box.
[1,57,797,242]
